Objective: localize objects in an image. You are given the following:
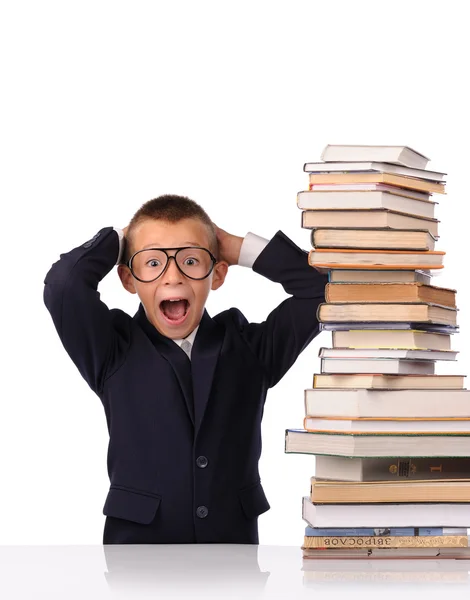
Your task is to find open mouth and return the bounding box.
[159,299,190,325]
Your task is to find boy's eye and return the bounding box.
[183,257,199,267]
[147,259,162,267]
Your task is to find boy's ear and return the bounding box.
[211,261,229,291]
[117,264,137,294]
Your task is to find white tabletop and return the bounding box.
[1,544,470,599]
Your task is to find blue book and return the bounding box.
[417,527,467,536]
[305,526,467,537]
[305,526,415,537]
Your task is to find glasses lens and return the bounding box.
[131,249,168,281]
[131,248,213,281]
[176,248,213,278]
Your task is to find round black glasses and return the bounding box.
[127,247,217,283]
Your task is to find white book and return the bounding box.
[331,330,452,349]
[303,161,446,182]
[285,428,470,458]
[297,191,436,219]
[304,388,470,419]
[319,145,430,169]
[302,496,470,528]
[314,456,470,481]
[313,373,464,390]
[319,348,457,361]
[320,357,435,375]
[329,269,432,283]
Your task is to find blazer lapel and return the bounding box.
[134,304,195,426]
[191,309,225,437]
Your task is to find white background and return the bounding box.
[1,0,469,545]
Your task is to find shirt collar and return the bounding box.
[173,325,199,348]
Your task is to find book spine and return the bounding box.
[310,229,316,248]
[303,536,469,549]
[361,458,470,481]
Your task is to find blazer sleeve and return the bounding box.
[43,227,130,394]
[237,230,327,388]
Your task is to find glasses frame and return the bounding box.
[127,246,218,283]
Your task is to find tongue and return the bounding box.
[161,300,187,320]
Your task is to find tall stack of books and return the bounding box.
[285,145,470,559]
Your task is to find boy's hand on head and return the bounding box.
[119,225,129,265]
[213,223,243,267]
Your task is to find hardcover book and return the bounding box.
[309,249,445,270]
[297,190,436,219]
[301,209,439,236]
[314,456,470,482]
[303,160,445,181]
[302,496,470,528]
[304,388,469,419]
[317,303,457,326]
[319,145,430,169]
[324,283,456,307]
[285,428,470,458]
[312,229,437,251]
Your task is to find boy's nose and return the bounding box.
[161,256,185,284]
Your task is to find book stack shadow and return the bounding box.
[285,144,470,560]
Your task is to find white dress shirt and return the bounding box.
[113,228,269,358]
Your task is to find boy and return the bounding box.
[44,194,327,544]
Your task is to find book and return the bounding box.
[329,269,432,283]
[314,456,470,482]
[321,322,458,333]
[304,389,469,419]
[313,374,464,389]
[309,249,445,270]
[308,172,445,194]
[319,348,457,361]
[301,495,470,527]
[304,526,468,536]
[317,303,457,326]
[320,357,435,375]
[312,229,437,251]
[304,535,469,549]
[310,477,470,504]
[302,547,470,559]
[284,429,470,457]
[319,145,430,169]
[306,183,431,201]
[298,191,436,219]
[308,477,470,504]
[301,209,439,236]
[331,329,451,350]
[304,417,470,435]
[325,283,456,307]
[303,160,446,182]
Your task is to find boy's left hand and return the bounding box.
[213,223,243,267]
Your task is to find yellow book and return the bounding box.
[303,535,469,549]
[309,477,470,503]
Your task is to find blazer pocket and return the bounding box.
[238,480,270,520]
[103,486,162,525]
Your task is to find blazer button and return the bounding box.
[196,456,208,468]
[196,506,209,519]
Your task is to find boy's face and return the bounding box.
[118,218,228,339]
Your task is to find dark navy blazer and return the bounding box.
[43,227,327,543]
